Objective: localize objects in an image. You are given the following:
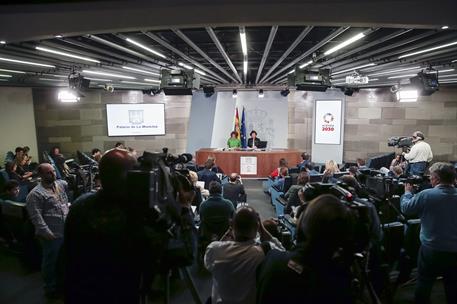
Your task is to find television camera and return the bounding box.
[387,136,413,151]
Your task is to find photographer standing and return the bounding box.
[403,131,433,176]
[400,162,457,304]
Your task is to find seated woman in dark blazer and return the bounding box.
[247,130,261,148]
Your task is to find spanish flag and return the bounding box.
[234,107,241,139]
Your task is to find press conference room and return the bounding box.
[0,1,457,303]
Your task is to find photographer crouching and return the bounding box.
[400,162,457,304]
[64,149,196,303]
[403,131,433,176]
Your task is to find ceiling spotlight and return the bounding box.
[396,89,418,102]
[258,89,264,98]
[280,88,290,97]
[203,86,215,98]
[441,26,449,30]
[232,89,237,98]
[58,89,80,103]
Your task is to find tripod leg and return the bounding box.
[179,267,203,304]
[164,270,171,304]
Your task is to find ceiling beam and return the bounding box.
[172,28,239,84]
[141,31,228,83]
[206,27,243,83]
[263,27,349,83]
[255,26,278,84]
[259,26,313,83]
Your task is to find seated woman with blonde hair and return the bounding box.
[322,160,340,183]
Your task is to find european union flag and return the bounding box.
[241,107,247,148]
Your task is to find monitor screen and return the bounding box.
[106,103,165,136]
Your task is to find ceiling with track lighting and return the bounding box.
[0,25,456,90]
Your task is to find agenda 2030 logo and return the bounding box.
[322,113,335,131]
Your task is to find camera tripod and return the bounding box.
[139,266,203,304]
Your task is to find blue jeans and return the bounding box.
[40,238,63,293]
[415,246,457,304]
[409,162,427,176]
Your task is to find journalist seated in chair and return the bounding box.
[50,146,67,176]
[91,148,103,163]
[356,158,368,170]
[298,152,311,170]
[227,131,241,149]
[322,160,340,183]
[0,180,20,201]
[284,171,310,215]
[222,173,246,209]
[390,154,406,172]
[5,161,34,190]
[247,130,261,148]
[272,167,289,192]
[270,158,288,179]
[197,159,221,190]
[303,163,320,176]
[206,156,224,175]
[256,194,357,304]
[199,181,235,242]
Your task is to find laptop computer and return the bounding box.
[257,141,268,149]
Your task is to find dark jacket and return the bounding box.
[247,138,261,148]
[222,182,246,208]
[199,194,234,239]
[197,168,221,189]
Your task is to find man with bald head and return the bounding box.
[26,163,69,298]
[64,148,147,303]
[222,172,246,208]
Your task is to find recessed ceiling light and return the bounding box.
[125,38,166,59]
[82,70,135,79]
[55,35,63,38]
[120,81,158,86]
[0,68,26,74]
[243,61,248,75]
[324,32,365,56]
[299,60,313,69]
[36,46,100,63]
[240,27,247,56]
[195,69,206,76]
[0,41,6,44]
[144,78,161,83]
[288,69,295,74]
[331,63,376,75]
[0,74,13,78]
[122,66,160,76]
[178,62,193,70]
[398,41,457,59]
[441,26,449,30]
[368,66,421,77]
[0,57,55,68]
[387,74,417,79]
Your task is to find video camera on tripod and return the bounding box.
[126,148,196,269]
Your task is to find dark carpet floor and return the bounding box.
[0,179,447,303]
